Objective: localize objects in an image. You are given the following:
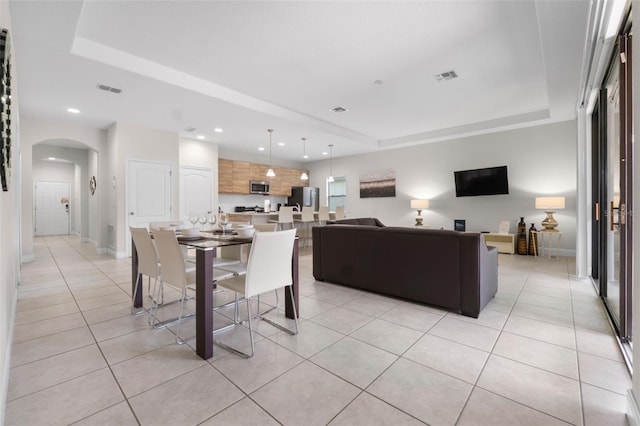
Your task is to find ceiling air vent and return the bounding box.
[434,70,458,82]
[330,106,348,113]
[96,83,122,94]
[184,127,197,133]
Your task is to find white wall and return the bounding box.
[0,1,20,422]
[179,137,219,215]
[32,160,75,233]
[307,120,577,255]
[32,145,90,237]
[88,150,99,245]
[110,122,180,257]
[20,117,107,260]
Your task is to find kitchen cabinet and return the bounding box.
[218,159,233,193]
[231,161,251,194]
[218,159,309,196]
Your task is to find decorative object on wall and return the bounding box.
[410,199,429,226]
[454,219,466,232]
[360,169,396,198]
[535,196,565,231]
[528,223,538,256]
[0,29,12,192]
[517,216,528,255]
[89,176,97,196]
[266,129,275,177]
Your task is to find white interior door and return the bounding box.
[35,181,70,236]
[180,167,213,221]
[127,160,172,254]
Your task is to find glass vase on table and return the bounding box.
[207,213,216,231]
[189,212,199,228]
[198,214,207,230]
[218,212,229,238]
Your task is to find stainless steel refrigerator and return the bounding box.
[288,186,319,211]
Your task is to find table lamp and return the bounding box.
[411,199,429,226]
[535,196,565,231]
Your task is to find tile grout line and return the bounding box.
[43,236,144,426]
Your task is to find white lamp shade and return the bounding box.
[535,196,565,210]
[411,199,430,209]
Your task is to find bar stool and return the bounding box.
[294,206,315,247]
[317,206,330,225]
[269,206,295,230]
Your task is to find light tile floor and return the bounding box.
[5,236,631,425]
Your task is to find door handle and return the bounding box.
[130,211,135,216]
[610,201,615,231]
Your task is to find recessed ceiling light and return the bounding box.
[322,151,328,156]
[278,142,285,146]
[258,147,265,151]
[197,135,205,140]
[214,128,223,133]
[330,106,348,113]
[48,157,56,160]
[67,108,80,114]
[303,154,309,159]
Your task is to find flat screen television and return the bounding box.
[454,165,509,197]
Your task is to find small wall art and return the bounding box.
[359,169,396,198]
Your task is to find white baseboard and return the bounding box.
[80,237,89,243]
[21,253,35,263]
[628,390,640,426]
[107,248,127,259]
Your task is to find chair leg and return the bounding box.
[175,288,188,345]
[258,286,299,335]
[213,294,255,358]
[131,273,148,315]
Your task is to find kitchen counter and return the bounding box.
[228,211,336,224]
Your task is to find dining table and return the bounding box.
[131,231,299,360]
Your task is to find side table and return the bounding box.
[532,230,562,259]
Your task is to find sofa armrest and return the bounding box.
[459,233,498,317]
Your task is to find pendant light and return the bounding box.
[266,129,275,177]
[300,137,309,180]
[328,144,335,183]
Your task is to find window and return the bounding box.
[328,176,346,211]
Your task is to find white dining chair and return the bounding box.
[151,230,234,343]
[214,228,298,357]
[129,227,160,315]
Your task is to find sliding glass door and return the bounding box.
[592,32,633,342]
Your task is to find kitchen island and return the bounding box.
[228,211,336,224]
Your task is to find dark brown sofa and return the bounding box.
[312,223,498,318]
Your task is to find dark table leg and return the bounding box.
[285,238,299,319]
[195,247,215,360]
[131,239,143,308]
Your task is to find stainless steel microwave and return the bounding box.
[250,181,270,194]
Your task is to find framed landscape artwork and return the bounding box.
[360,169,396,198]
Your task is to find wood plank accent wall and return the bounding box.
[218,159,309,196]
